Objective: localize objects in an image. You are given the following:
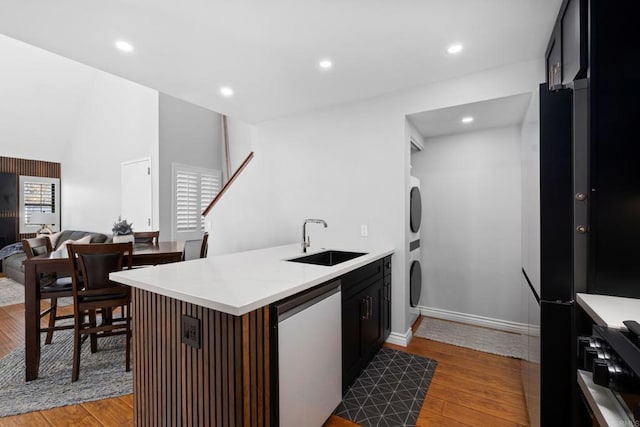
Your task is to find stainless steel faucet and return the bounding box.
[302,219,328,253]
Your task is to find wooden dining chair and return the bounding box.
[133,231,159,246]
[22,237,75,345]
[181,232,209,261]
[66,242,133,382]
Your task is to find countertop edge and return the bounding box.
[111,246,394,316]
[576,293,640,331]
[576,294,608,328]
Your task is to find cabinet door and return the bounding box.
[361,280,383,358]
[561,0,587,84]
[0,173,17,212]
[547,26,562,89]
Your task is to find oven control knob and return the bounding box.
[584,347,599,372]
[593,359,610,386]
[578,338,588,365]
[578,337,604,370]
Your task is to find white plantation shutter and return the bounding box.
[23,181,56,223]
[175,170,199,232]
[19,176,61,234]
[173,164,221,239]
[200,172,220,229]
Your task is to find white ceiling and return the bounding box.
[0,0,561,124]
[408,93,533,138]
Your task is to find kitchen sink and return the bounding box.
[287,250,367,266]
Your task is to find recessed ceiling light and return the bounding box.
[462,116,474,123]
[219,86,234,97]
[115,40,134,52]
[447,43,463,54]
[318,59,333,70]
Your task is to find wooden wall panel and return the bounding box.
[132,288,272,426]
[0,156,61,178]
[0,156,61,243]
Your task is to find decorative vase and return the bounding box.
[113,234,135,244]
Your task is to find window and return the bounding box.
[19,176,61,234]
[172,164,221,240]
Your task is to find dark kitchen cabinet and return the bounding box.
[341,258,389,392]
[561,0,587,84]
[546,26,562,89]
[587,0,640,297]
[546,0,588,89]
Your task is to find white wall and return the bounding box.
[0,35,160,236]
[62,73,159,235]
[406,120,425,162]
[209,102,402,253]
[225,117,255,176]
[158,93,223,240]
[0,34,96,163]
[208,59,544,338]
[411,126,523,323]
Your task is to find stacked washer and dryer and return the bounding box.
[408,175,422,326]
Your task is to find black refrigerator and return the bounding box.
[534,80,587,427]
[524,1,640,424]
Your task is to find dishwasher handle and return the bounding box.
[276,280,341,323]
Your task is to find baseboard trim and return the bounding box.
[418,306,529,334]
[386,328,413,347]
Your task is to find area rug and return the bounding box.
[0,276,73,308]
[0,329,132,417]
[414,317,524,359]
[334,348,437,426]
[0,277,24,307]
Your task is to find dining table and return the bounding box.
[22,241,185,381]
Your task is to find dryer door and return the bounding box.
[410,186,422,232]
[410,260,422,307]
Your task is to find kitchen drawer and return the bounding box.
[341,259,383,298]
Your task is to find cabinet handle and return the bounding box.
[361,296,372,320]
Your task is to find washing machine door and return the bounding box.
[410,186,422,233]
[410,260,422,307]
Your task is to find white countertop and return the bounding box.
[576,293,640,330]
[110,243,394,316]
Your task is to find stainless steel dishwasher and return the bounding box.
[271,279,342,427]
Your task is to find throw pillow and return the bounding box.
[56,235,93,257]
[45,231,63,249]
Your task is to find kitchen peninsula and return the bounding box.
[110,243,393,426]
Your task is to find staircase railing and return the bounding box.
[201,151,254,217]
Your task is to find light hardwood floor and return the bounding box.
[0,299,529,427]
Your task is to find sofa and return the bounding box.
[1,230,109,284]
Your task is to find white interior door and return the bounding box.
[121,158,152,232]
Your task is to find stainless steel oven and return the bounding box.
[578,321,640,425]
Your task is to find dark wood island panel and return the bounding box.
[132,288,272,426]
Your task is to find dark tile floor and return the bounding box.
[334,347,437,427]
